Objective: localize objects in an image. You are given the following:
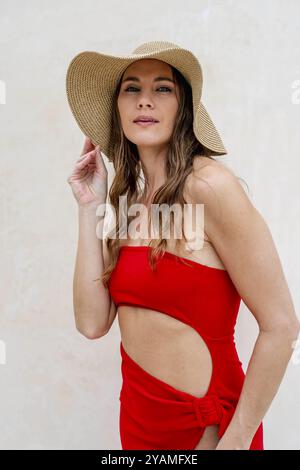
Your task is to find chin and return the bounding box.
[126,135,163,146]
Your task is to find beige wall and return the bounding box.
[0,0,299,450]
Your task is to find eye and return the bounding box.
[158,86,172,92]
[124,86,172,93]
[124,86,139,92]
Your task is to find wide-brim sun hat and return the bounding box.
[66,40,227,161]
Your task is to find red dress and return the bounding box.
[108,245,264,450]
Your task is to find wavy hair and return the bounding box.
[101,65,248,288]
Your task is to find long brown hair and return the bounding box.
[101,65,248,288]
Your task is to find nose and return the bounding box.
[137,91,154,109]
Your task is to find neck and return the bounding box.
[137,145,167,201]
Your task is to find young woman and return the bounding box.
[66,41,300,450]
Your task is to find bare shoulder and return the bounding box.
[186,156,250,217]
[187,157,300,334]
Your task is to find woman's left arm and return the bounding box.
[190,162,300,450]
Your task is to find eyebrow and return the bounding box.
[121,76,175,84]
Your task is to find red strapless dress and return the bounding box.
[108,245,264,450]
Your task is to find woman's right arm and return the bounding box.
[73,203,114,339]
[67,137,116,339]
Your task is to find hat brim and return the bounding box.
[66,46,227,159]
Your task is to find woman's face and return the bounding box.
[117,59,179,149]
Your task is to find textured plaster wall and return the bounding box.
[0,0,299,450]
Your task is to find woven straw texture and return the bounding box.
[66,41,227,160]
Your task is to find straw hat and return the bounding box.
[66,40,227,161]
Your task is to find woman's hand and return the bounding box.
[67,136,108,206]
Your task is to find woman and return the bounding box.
[66,41,300,450]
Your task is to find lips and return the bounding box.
[135,119,157,122]
[134,120,158,127]
[133,115,159,123]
